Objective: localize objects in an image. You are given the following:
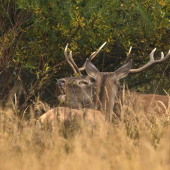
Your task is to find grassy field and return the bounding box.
[0,97,170,170]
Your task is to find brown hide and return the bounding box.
[38,107,105,127]
[139,94,169,113]
[113,91,169,117]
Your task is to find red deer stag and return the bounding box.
[57,43,170,121]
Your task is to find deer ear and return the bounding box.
[85,58,100,80]
[113,60,133,80]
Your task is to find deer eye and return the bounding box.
[79,81,88,85]
[89,77,95,82]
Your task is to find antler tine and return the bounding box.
[129,49,170,74]
[69,51,82,75]
[149,48,156,61]
[64,44,77,74]
[78,42,107,71]
[89,52,96,58]
[129,46,132,54]
[89,42,107,60]
[126,46,132,63]
[161,52,164,59]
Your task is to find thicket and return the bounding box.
[0,0,170,116]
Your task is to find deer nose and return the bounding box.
[58,79,65,87]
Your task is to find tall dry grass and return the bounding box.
[0,96,170,170]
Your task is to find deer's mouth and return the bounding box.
[58,94,66,102]
[58,86,66,103]
[59,87,65,95]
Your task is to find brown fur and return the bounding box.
[138,93,169,113]
[113,91,169,117]
[38,107,105,128]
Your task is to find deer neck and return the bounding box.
[97,75,118,121]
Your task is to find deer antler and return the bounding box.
[69,50,82,75]
[64,42,107,73]
[126,46,132,63]
[89,42,107,60]
[79,42,107,71]
[128,48,170,73]
[64,44,79,74]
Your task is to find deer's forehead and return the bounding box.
[62,75,91,81]
[72,75,92,80]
